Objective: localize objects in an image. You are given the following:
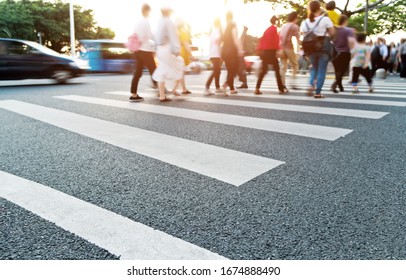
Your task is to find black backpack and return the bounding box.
[302,16,326,55]
[371,45,382,61]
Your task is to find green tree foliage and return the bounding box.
[0,0,115,52]
[244,0,406,35]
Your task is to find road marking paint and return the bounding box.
[189,85,406,106]
[106,91,388,120]
[0,171,227,260]
[0,100,284,186]
[56,95,352,141]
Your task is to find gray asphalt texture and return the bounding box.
[0,72,405,260]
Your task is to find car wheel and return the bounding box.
[52,69,72,84]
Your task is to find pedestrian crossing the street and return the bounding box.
[0,75,405,260]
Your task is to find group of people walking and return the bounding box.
[130,4,192,102]
[129,1,406,102]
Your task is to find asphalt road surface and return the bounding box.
[0,71,405,260]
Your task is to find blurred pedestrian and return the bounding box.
[300,0,335,98]
[279,11,300,91]
[371,37,388,76]
[255,15,285,95]
[172,20,193,95]
[152,6,184,102]
[331,15,354,93]
[221,11,243,95]
[326,1,340,27]
[350,33,373,93]
[387,42,398,75]
[205,18,223,95]
[236,26,248,89]
[399,39,406,79]
[129,4,156,102]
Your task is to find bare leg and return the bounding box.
[158,82,166,100]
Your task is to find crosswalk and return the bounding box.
[0,75,405,260]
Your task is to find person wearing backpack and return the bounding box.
[129,4,157,102]
[331,15,354,93]
[399,39,406,79]
[300,0,335,98]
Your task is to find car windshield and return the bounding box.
[23,41,64,56]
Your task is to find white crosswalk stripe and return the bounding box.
[188,85,406,106]
[1,75,404,260]
[0,171,226,260]
[0,100,284,187]
[56,95,352,141]
[108,91,389,119]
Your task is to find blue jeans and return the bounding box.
[308,52,330,94]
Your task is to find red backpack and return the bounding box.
[125,33,141,52]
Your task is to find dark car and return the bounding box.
[0,38,85,84]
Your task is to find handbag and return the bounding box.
[322,36,338,60]
[302,17,325,54]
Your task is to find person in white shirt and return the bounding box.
[300,0,335,98]
[130,4,157,102]
[205,18,223,95]
[152,5,184,102]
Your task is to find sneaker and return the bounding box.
[352,89,359,94]
[129,95,144,102]
[215,88,223,93]
[204,89,214,96]
[229,90,238,94]
[368,87,374,93]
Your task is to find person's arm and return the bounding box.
[381,45,388,60]
[293,25,301,45]
[365,48,371,69]
[168,20,181,55]
[232,25,243,56]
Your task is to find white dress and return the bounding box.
[152,17,184,82]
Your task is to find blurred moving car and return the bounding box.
[244,55,262,75]
[78,40,135,73]
[0,38,86,84]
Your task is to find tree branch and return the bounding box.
[349,0,397,15]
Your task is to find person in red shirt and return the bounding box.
[255,16,286,95]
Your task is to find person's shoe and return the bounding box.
[254,89,263,95]
[291,85,300,90]
[314,94,325,98]
[368,87,374,93]
[330,87,339,93]
[352,89,359,94]
[129,95,144,102]
[182,90,192,95]
[237,84,248,89]
[215,87,223,93]
[204,88,214,96]
[230,90,238,94]
[306,87,315,96]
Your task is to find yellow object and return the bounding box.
[327,10,340,27]
[179,28,191,66]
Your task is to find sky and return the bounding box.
[72,0,364,39]
[71,0,404,44]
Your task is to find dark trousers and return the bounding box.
[256,50,284,91]
[400,55,406,78]
[223,55,238,90]
[352,67,372,85]
[237,56,247,86]
[131,50,157,94]
[371,58,387,76]
[206,58,222,89]
[332,52,351,90]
